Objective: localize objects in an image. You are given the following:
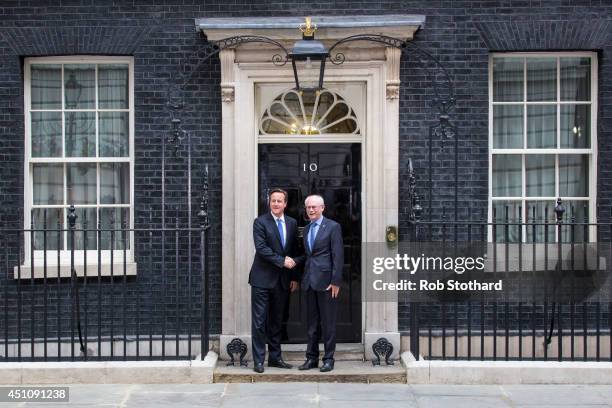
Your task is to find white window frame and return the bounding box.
[23,56,135,268]
[488,52,598,242]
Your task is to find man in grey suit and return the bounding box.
[297,194,344,373]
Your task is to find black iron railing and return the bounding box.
[0,207,211,362]
[407,206,612,362]
[4,203,612,363]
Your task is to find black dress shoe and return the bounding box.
[268,359,293,369]
[298,359,318,370]
[253,362,264,373]
[320,360,334,372]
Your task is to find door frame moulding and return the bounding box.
[215,36,405,363]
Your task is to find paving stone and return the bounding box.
[318,383,416,401]
[224,382,318,396]
[410,384,504,397]
[60,384,136,405]
[415,395,511,408]
[319,400,418,408]
[23,404,116,408]
[513,406,609,408]
[587,385,612,400]
[125,390,222,408]
[501,384,608,406]
[219,396,317,408]
[136,383,225,394]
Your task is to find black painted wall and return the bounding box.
[0,1,610,342]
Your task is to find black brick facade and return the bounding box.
[0,1,610,342]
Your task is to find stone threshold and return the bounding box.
[401,352,612,384]
[214,360,406,383]
[280,343,365,361]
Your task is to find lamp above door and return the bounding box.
[288,17,329,92]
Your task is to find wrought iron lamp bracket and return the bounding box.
[165,35,291,150]
[326,34,456,141]
[167,35,290,108]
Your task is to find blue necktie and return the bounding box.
[276,218,285,247]
[309,222,318,251]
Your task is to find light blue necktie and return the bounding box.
[276,218,285,247]
[309,222,318,251]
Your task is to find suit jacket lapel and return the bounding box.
[304,222,312,255]
[312,217,326,250]
[284,218,293,250]
[308,217,326,253]
[268,213,284,251]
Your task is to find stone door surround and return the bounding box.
[197,15,425,360]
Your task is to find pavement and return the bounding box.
[1,383,612,407]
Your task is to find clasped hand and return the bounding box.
[284,256,296,269]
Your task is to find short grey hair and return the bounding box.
[305,194,325,206]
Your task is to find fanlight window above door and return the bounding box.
[260,89,360,135]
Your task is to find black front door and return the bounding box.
[258,143,362,343]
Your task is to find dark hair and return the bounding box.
[269,188,288,203]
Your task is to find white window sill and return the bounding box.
[13,262,137,279]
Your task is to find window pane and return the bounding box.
[33,164,63,205]
[314,91,335,123]
[527,58,556,101]
[560,57,591,101]
[31,112,62,157]
[67,164,96,204]
[100,163,129,204]
[260,117,289,134]
[559,155,588,197]
[98,64,128,109]
[492,201,521,243]
[525,201,555,243]
[492,154,522,197]
[32,208,64,250]
[493,105,523,148]
[67,207,97,250]
[99,112,129,157]
[493,57,523,102]
[64,64,95,109]
[526,155,555,197]
[100,208,130,250]
[560,104,590,148]
[527,105,556,148]
[65,112,96,157]
[560,201,589,243]
[31,64,61,109]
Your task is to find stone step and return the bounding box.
[280,343,365,362]
[214,360,406,383]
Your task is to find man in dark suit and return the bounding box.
[297,194,344,373]
[249,188,299,373]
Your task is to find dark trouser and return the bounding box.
[305,287,339,362]
[251,283,287,364]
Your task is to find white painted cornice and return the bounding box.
[196,15,425,42]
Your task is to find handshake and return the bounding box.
[284,256,297,269]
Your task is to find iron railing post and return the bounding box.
[555,198,565,361]
[68,204,77,361]
[198,165,210,360]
